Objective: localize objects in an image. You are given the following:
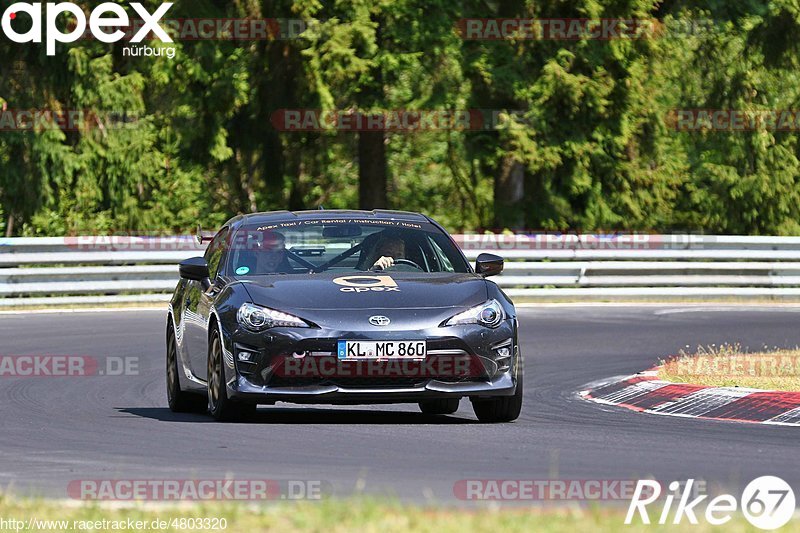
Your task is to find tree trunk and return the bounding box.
[5,212,14,238]
[358,131,387,210]
[494,157,525,230]
[358,11,387,212]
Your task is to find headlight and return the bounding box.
[237,303,310,331]
[444,299,505,328]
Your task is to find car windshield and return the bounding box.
[226,219,470,276]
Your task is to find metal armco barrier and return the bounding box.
[1,234,800,306]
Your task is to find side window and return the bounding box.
[427,236,455,272]
[204,228,229,279]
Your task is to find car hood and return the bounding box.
[240,271,488,312]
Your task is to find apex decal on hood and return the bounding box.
[332,275,400,293]
[240,271,488,311]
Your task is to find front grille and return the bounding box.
[242,336,493,389]
[265,353,489,389]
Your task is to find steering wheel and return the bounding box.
[388,258,424,271]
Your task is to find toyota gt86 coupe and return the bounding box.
[166,210,523,422]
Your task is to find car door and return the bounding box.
[185,227,229,382]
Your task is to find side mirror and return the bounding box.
[195,224,214,244]
[179,257,210,284]
[476,253,504,277]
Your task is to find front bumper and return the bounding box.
[221,317,520,405]
[228,370,517,404]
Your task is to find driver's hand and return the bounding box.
[372,256,395,270]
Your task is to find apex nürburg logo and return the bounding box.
[332,275,400,293]
[1,2,173,55]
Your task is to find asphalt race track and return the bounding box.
[1,305,798,503]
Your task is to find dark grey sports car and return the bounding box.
[166,210,523,422]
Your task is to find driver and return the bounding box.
[367,234,407,270]
[256,231,292,273]
[235,230,292,274]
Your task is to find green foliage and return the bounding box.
[0,0,799,235]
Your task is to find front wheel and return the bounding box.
[471,374,523,423]
[207,329,256,422]
[167,325,205,413]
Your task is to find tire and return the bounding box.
[207,328,256,422]
[471,373,523,423]
[418,398,460,415]
[167,325,205,413]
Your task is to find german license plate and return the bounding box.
[337,340,427,360]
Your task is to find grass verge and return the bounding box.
[0,496,786,532]
[658,344,800,391]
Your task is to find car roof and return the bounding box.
[230,209,431,228]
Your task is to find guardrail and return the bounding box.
[1,234,800,306]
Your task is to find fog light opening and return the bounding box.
[238,351,257,363]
